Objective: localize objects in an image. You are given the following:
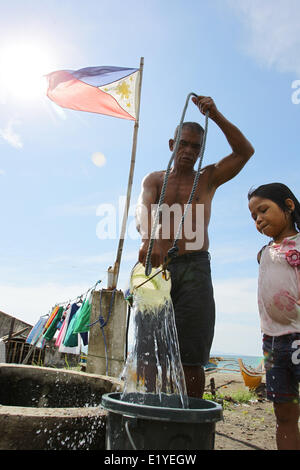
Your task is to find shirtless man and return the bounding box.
[136,96,255,398]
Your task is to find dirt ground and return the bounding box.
[205,372,277,451]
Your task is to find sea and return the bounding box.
[208,354,263,373]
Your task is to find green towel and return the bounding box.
[43,306,64,341]
[73,294,92,334]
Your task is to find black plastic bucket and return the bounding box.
[101,392,223,450]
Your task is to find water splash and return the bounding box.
[121,263,188,408]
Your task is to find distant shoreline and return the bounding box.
[211,352,262,358]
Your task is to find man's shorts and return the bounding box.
[263,333,300,404]
[168,251,215,366]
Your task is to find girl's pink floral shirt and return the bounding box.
[258,233,300,336]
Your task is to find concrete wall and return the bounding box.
[0,364,122,450]
[87,289,128,378]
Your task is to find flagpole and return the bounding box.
[109,57,144,289]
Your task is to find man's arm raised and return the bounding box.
[192,95,255,188]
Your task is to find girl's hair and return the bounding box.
[248,183,300,231]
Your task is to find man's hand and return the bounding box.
[192,95,219,120]
[138,240,165,268]
[191,95,254,188]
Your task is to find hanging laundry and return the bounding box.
[26,316,48,349]
[63,303,81,348]
[27,280,100,354]
[80,331,89,346]
[59,303,81,355]
[72,291,93,334]
[59,336,81,355]
[56,316,65,331]
[55,304,72,348]
[43,306,64,341]
[26,316,47,344]
[43,305,60,333]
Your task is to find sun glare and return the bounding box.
[0,43,56,102]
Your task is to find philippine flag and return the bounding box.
[46,66,140,120]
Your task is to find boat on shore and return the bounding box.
[238,358,265,390]
[205,356,240,373]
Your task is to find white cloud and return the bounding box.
[212,243,256,264]
[0,119,23,149]
[211,276,261,355]
[0,282,90,325]
[214,277,258,315]
[49,250,138,266]
[0,169,5,176]
[227,0,300,75]
[212,321,262,356]
[0,253,136,326]
[49,203,98,216]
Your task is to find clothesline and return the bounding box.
[25,280,102,358]
[55,279,102,307]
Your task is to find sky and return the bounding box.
[0,0,300,356]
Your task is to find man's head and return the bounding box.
[169,122,204,169]
[173,122,204,142]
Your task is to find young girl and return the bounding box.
[248,182,300,450]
